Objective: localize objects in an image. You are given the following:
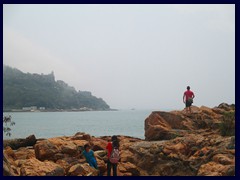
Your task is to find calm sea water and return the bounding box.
[3,110,154,140]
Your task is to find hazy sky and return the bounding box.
[3,4,235,110]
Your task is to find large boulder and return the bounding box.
[144,104,235,141]
[20,158,64,176]
[34,140,59,161]
[144,112,187,141]
[34,137,85,161]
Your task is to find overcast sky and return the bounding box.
[3,4,235,110]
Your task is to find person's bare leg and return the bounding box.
[189,107,192,113]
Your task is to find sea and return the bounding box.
[3,110,163,140]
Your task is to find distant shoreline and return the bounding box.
[3,109,118,113]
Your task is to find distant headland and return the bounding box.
[3,65,111,112]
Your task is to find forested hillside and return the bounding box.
[3,65,110,111]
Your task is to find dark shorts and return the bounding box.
[186,100,192,107]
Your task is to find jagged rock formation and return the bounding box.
[145,103,235,141]
[3,103,235,176]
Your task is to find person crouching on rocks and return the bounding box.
[106,135,120,176]
[83,144,98,170]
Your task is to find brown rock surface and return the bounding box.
[3,103,235,176]
[15,147,35,160]
[197,162,235,176]
[91,138,108,151]
[119,162,140,176]
[20,158,64,176]
[68,163,98,176]
[145,104,235,141]
[34,140,59,161]
[3,151,19,176]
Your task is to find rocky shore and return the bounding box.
[3,103,235,176]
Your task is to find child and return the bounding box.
[82,144,98,169]
[106,135,120,176]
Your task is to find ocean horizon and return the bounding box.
[3,109,174,140]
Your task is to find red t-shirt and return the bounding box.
[106,142,112,158]
[184,90,194,101]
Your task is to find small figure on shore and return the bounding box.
[82,144,98,170]
[183,86,195,113]
[106,135,120,176]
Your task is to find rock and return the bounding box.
[96,157,107,174]
[162,142,186,155]
[15,160,27,168]
[72,140,89,148]
[200,106,217,117]
[34,140,59,161]
[212,107,225,114]
[3,160,19,176]
[3,135,37,150]
[55,159,73,174]
[68,163,98,176]
[144,112,172,141]
[20,158,64,176]
[120,150,134,163]
[217,103,234,111]
[3,103,235,176]
[68,164,83,176]
[15,147,35,160]
[120,162,140,176]
[4,146,17,162]
[72,132,91,141]
[56,157,84,174]
[3,151,19,176]
[91,138,108,151]
[61,143,78,155]
[197,161,234,176]
[212,154,234,165]
[144,104,236,141]
[55,159,71,174]
[34,137,83,161]
[144,111,193,141]
[94,150,107,158]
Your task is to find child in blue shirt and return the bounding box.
[82,144,98,169]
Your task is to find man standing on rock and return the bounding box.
[183,86,195,113]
